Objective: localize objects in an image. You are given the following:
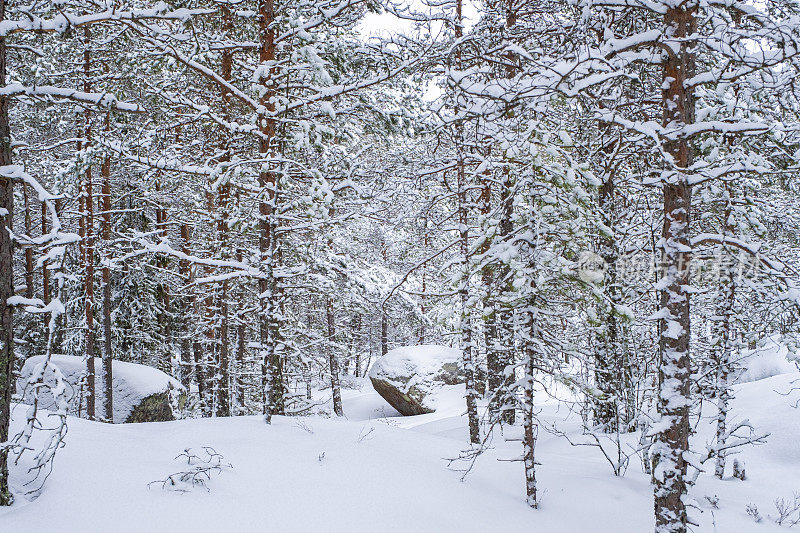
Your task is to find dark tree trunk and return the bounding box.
[0,0,14,502]
[179,223,193,390]
[82,27,96,421]
[380,310,388,357]
[235,247,246,414]
[22,186,32,299]
[101,110,113,423]
[214,10,233,417]
[52,199,64,350]
[41,203,50,305]
[154,181,171,376]
[327,299,343,416]
[485,0,518,427]
[352,313,362,377]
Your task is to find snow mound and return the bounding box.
[17,355,184,423]
[735,337,799,384]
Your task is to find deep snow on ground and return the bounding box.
[3,371,800,532]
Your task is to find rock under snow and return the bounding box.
[368,345,464,416]
[16,355,185,423]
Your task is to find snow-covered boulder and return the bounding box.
[368,345,464,416]
[17,355,185,423]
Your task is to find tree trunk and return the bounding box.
[101,110,113,423]
[712,186,736,479]
[83,27,96,421]
[455,0,480,445]
[594,159,622,432]
[327,299,343,416]
[235,247,247,414]
[52,199,64,350]
[155,181,171,376]
[214,195,230,416]
[22,186,32,299]
[0,0,14,501]
[41,203,50,305]
[653,4,696,532]
[522,318,538,508]
[179,223,193,389]
[487,0,519,427]
[259,0,284,422]
[214,10,233,417]
[181,224,206,406]
[380,309,388,356]
[353,313,362,377]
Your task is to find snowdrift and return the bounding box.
[735,336,799,384]
[5,373,800,531]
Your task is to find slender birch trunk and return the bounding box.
[712,186,736,478]
[522,309,538,508]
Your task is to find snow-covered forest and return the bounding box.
[2,0,800,531]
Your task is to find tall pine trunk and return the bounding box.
[178,223,193,389]
[653,4,696,531]
[82,27,96,421]
[258,0,284,422]
[234,247,247,414]
[212,2,234,418]
[0,0,14,502]
[101,109,113,422]
[22,186,32,299]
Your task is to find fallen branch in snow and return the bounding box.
[544,421,640,477]
[445,405,508,481]
[357,427,375,443]
[148,447,232,493]
[770,493,800,527]
[294,420,315,434]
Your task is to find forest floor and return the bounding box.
[2,372,800,532]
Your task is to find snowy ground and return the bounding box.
[3,372,800,532]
